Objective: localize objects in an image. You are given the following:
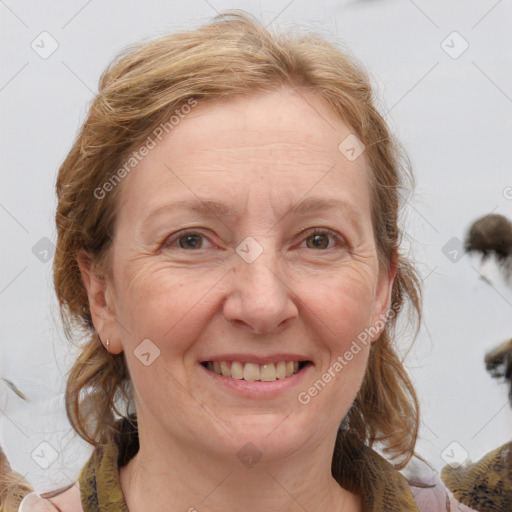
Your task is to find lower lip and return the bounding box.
[199,363,312,397]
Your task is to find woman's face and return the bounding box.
[83,87,395,462]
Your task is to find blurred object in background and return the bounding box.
[0,374,93,497]
[1,379,30,403]
[466,213,512,261]
[0,378,34,511]
[440,214,512,510]
[442,338,512,511]
[485,338,512,403]
[465,213,512,283]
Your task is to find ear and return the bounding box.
[77,250,123,354]
[369,253,398,343]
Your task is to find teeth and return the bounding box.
[220,361,230,377]
[231,361,243,380]
[205,360,305,381]
[260,363,276,382]
[243,363,260,381]
[276,361,286,379]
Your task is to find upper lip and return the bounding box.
[200,354,312,365]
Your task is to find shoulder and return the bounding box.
[18,483,83,512]
[402,455,449,511]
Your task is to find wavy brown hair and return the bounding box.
[53,10,421,469]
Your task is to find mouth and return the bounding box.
[200,360,312,382]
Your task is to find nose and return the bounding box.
[222,242,299,335]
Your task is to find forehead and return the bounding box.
[117,87,371,218]
[168,88,364,166]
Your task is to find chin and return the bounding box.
[199,413,329,464]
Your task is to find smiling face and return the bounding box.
[81,86,395,464]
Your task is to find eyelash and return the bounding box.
[161,228,347,251]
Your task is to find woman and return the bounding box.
[18,10,452,511]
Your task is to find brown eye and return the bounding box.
[178,234,204,249]
[306,233,331,249]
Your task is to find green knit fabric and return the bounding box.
[78,415,418,512]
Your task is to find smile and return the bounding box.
[201,360,310,382]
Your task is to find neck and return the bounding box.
[118,418,361,512]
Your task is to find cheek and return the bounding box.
[298,277,373,414]
[296,270,375,391]
[115,270,220,409]
[114,263,221,353]
[302,270,377,347]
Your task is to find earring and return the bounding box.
[339,403,355,432]
[338,414,350,432]
[106,339,110,353]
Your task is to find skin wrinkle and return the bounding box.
[80,87,395,512]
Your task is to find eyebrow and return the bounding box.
[286,197,363,221]
[143,200,235,227]
[142,197,363,227]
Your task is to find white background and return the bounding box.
[1,0,511,493]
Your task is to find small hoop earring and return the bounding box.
[339,414,350,432]
[106,338,110,353]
